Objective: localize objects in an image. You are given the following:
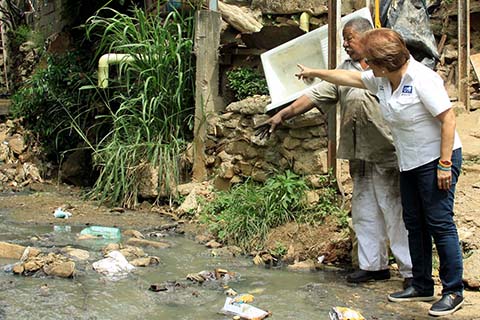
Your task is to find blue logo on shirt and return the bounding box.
[402,85,413,94]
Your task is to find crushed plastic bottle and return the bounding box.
[80,226,121,240]
[53,208,72,219]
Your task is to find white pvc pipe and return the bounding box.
[98,53,136,88]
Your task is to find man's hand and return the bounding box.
[254,113,283,140]
[254,122,271,139]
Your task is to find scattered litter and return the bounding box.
[225,288,238,296]
[80,226,121,240]
[187,268,236,284]
[329,307,365,320]
[317,255,325,264]
[233,293,255,304]
[221,297,270,319]
[92,250,135,280]
[149,281,186,292]
[54,225,71,232]
[53,208,72,219]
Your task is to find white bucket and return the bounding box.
[260,7,373,113]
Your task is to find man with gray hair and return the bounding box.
[257,18,412,287]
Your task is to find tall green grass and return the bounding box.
[80,4,195,207]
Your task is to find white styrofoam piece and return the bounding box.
[261,7,373,112]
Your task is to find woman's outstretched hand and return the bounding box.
[295,64,315,83]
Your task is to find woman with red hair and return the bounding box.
[295,28,463,317]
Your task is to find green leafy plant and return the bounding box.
[11,25,45,49]
[200,171,344,252]
[270,241,287,257]
[10,52,95,159]
[226,67,269,100]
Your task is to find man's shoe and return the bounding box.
[402,277,413,289]
[388,286,435,302]
[428,293,464,316]
[346,269,390,283]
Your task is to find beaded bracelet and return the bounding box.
[438,159,452,168]
[437,164,451,171]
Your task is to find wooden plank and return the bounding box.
[0,99,11,115]
[458,0,470,111]
[471,53,480,83]
[0,21,9,92]
[327,0,339,176]
[192,10,222,182]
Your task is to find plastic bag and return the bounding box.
[329,306,365,320]
[92,250,135,280]
[380,0,438,68]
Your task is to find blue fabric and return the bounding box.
[400,148,463,296]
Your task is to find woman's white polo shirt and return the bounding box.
[361,58,462,172]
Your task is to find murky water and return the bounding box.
[0,209,412,320]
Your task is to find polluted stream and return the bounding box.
[0,208,411,320]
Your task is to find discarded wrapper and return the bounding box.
[329,306,365,320]
[221,297,270,319]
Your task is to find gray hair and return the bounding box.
[343,17,373,34]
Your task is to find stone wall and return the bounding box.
[24,0,68,37]
[205,95,329,189]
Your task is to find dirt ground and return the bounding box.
[1,109,480,318]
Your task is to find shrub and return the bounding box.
[10,52,95,160]
[226,67,269,100]
[200,171,345,252]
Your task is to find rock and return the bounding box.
[7,134,26,155]
[176,182,202,196]
[0,242,41,259]
[129,256,160,267]
[177,189,200,215]
[126,238,171,249]
[61,247,90,261]
[206,240,222,248]
[23,259,44,273]
[123,229,145,239]
[44,261,75,278]
[102,243,121,254]
[286,259,317,271]
[211,246,243,257]
[12,264,24,274]
[137,164,159,198]
[195,234,213,244]
[59,149,93,186]
[119,246,146,260]
[226,95,270,115]
[22,162,43,182]
[463,250,480,289]
[0,143,9,162]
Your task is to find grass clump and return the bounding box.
[200,171,345,252]
[74,4,195,207]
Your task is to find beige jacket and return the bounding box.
[306,59,397,166]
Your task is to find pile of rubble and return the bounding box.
[0,119,47,190]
